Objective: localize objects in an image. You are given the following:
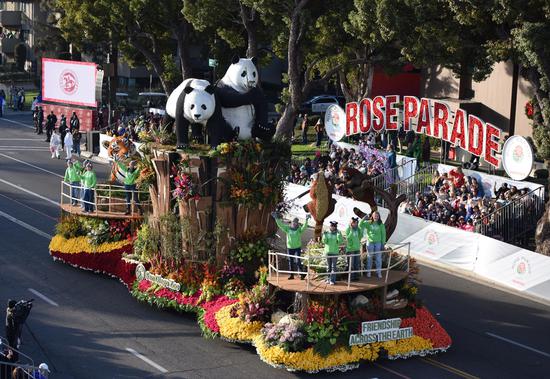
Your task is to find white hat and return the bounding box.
[39,363,50,373]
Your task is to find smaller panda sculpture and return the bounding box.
[166,78,235,148]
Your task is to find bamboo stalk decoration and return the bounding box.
[303,171,336,240]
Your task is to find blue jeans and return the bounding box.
[347,250,360,280]
[83,189,95,212]
[366,242,383,277]
[287,248,302,275]
[302,131,308,144]
[70,182,80,205]
[327,256,338,283]
[316,132,323,147]
[125,184,140,211]
[73,143,81,156]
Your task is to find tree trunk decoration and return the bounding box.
[339,166,377,212]
[303,171,336,240]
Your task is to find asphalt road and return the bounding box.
[0,112,549,378]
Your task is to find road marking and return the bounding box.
[0,118,34,129]
[0,148,50,151]
[0,178,58,206]
[125,348,168,373]
[0,153,64,178]
[373,363,411,379]
[0,209,51,239]
[420,358,480,379]
[28,288,59,307]
[0,138,44,141]
[0,192,58,221]
[486,332,550,358]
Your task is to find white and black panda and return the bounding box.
[166,78,234,148]
[216,56,274,141]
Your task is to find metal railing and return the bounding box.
[268,242,410,290]
[386,164,438,202]
[474,186,545,244]
[0,336,41,378]
[60,181,151,216]
[368,159,416,191]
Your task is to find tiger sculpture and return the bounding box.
[102,135,139,183]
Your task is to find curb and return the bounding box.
[413,255,550,307]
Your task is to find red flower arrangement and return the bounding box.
[401,307,452,349]
[525,101,534,120]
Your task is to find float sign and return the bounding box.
[501,135,534,181]
[324,104,346,142]
[135,263,181,292]
[349,317,413,346]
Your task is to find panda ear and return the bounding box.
[184,85,194,94]
[251,56,258,66]
[231,55,240,64]
[204,85,215,95]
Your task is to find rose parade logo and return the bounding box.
[512,145,524,163]
[424,230,439,246]
[59,69,78,95]
[331,107,340,126]
[512,257,531,277]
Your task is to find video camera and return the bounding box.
[12,299,34,325]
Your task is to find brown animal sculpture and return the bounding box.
[303,171,336,240]
[339,166,377,212]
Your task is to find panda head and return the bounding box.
[183,84,215,124]
[223,56,259,93]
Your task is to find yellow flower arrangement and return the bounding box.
[253,335,379,372]
[215,304,263,342]
[380,335,433,358]
[49,235,131,254]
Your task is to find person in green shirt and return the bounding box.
[363,211,387,278]
[81,162,97,213]
[322,221,343,285]
[118,160,143,215]
[64,159,81,206]
[272,212,311,279]
[345,217,364,281]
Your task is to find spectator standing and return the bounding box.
[49,130,61,159]
[63,130,73,159]
[45,111,57,142]
[386,144,397,169]
[117,160,143,215]
[0,91,4,117]
[315,119,324,147]
[70,112,80,132]
[64,160,81,206]
[81,163,97,213]
[422,137,431,166]
[59,115,67,149]
[72,130,82,156]
[364,211,386,278]
[37,107,44,135]
[322,221,343,285]
[301,114,309,144]
[272,213,310,280]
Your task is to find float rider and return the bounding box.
[64,159,81,206]
[345,217,364,281]
[322,221,343,285]
[272,212,311,280]
[117,160,143,215]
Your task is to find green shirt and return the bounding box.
[322,231,343,255]
[64,166,81,183]
[275,218,308,249]
[81,170,97,189]
[364,222,386,244]
[345,226,363,252]
[118,162,140,186]
[73,161,83,174]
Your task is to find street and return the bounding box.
[0,113,549,378]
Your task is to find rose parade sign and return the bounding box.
[349,318,414,346]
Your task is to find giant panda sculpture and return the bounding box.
[166,78,235,148]
[216,56,274,141]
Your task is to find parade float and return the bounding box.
[49,58,451,373]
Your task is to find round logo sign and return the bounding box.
[135,263,146,281]
[424,230,439,246]
[324,104,346,142]
[501,136,533,181]
[512,256,531,277]
[59,69,78,95]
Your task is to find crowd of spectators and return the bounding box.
[399,166,533,234]
[103,112,163,141]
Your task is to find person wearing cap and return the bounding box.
[81,163,97,213]
[33,363,50,379]
[363,211,386,278]
[345,217,364,281]
[322,221,343,285]
[117,160,143,215]
[272,212,311,279]
[64,160,81,206]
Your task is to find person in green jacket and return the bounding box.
[345,217,364,281]
[64,159,81,206]
[81,162,97,213]
[322,221,343,285]
[364,211,387,278]
[272,212,311,279]
[118,160,143,215]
